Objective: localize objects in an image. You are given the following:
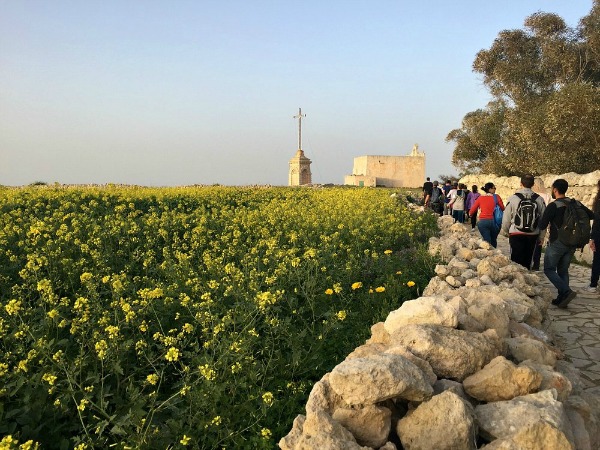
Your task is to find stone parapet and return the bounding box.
[279,216,600,450]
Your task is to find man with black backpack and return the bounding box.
[501,174,547,269]
[538,179,595,309]
[429,180,444,216]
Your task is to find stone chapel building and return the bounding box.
[344,144,425,188]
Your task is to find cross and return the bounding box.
[293,108,306,151]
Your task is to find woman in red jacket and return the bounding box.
[469,182,505,248]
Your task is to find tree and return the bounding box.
[448,1,600,175]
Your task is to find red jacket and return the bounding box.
[469,194,505,220]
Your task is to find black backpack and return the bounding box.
[556,198,592,248]
[514,193,540,232]
[430,187,443,204]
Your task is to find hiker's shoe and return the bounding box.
[558,290,577,309]
[583,285,598,293]
[551,296,561,306]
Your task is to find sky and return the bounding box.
[0,0,595,186]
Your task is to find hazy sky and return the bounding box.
[0,0,594,186]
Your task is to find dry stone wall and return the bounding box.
[279,216,600,450]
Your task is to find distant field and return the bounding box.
[0,185,437,449]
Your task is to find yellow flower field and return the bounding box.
[0,185,437,449]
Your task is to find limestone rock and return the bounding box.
[397,391,477,450]
[306,373,349,415]
[564,404,591,450]
[366,322,391,346]
[463,356,542,402]
[384,296,458,333]
[378,443,397,450]
[480,420,574,450]
[445,275,464,287]
[506,337,557,366]
[508,320,551,343]
[555,360,586,395]
[278,410,372,450]
[475,390,574,445]
[459,292,510,338]
[384,347,437,385]
[456,247,476,261]
[519,360,572,402]
[346,343,387,360]
[390,324,500,381]
[422,276,452,296]
[479,274,495,285]
[332,405,391,448]
[566,395,598,450]
[328,353,433,405]
[465,278,482,288]
[435,264,450,278]
[433,379,472,403]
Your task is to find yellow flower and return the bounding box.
[80,272,93,283]
[19,440,39,450]
[17,360,28,372]
[180,435,191,446]
[74,444,87,450]
[351,282,363,290]
[384,249,393,255]
[336,310,347,321]
[105,325,119,339]
[262,392,274,406]
[396,271,402,275]
[231,362,242,373]
[407,281,416,287]
[375,286,385,293]
[324,288,334,295]
[165,347,180,362]
[261,428,272,439]
[146,374,159,385]
[95,340,108,359]
[42,373,57,386]
[5,299,21,315]
[47,309,58,319]
[199,364,216,381]
[0,363,8,377]
[333,283,342,294]
[77,399,89,412]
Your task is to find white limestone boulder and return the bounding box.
[384,296,458,333]
[519,360,572,402]
[506,337,557,367]
[463,356,542,402]
[328,353,434,405]
[389,324,500,381]
[278,411,371,450]
[475,389,574,445]
[396,391,477,450]
[480,420,574,450]
[332,405,391,448]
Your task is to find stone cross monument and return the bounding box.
[288,108,312,186]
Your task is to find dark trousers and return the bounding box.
[531,241,542,269]
[509,234,539,269]
[470,211,477,229]
[544,240,576,297]
[592,250,600,287]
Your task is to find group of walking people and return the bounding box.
[423,175,600,309]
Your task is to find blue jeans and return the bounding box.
[452,210,465,223]
[544,239,576,297]
[477,219,499,248]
